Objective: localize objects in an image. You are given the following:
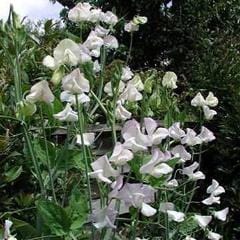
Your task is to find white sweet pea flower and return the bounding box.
[115,183,157,217]
[122,119,149,152]
[4,220,17,240]
[140,148,173,177]
[207,179,225,196]
[191,92,206,107]
[194,215,212,229]
[141,202,157,217]
[68,2,92,22]
[202,195,221,205]
[205,92,218,107]
[89,8,102,23]
[109,142,133,166]
[62,68,90,94]
[207,231,222,240]
[165,179,179,188]
[203,105,217,120]
[93,60,101,73]
[168,122,185,140]
[89,155,120,184]
[94,25,110,37]
[104,81,125,96]
[104,35,119,49]
[159,202,175,213]
[78,44,92,63]
[213,207,229,221]
[101,11,118,25]
[128,74,144,91]
[4,220,13,239]
[185,236,196,240]
[124,21,139,32]
[133,16,148,25]
[171,145,191,162]
[182,162,205,181]
[120,84,143,102]
[90,47,101,58]
[42,55,57,70]
[121,66,134,81]
[84,31,104,50]
[162,71,177,89]
[167,210,185,222]
[60,91,90,105]
[198,126,216,143]
[53,104,78,122]
[76,133,95,146]
[144,118,169,145]
[181,128,202,146]
[115,101,132,121]
[26,80,54,104]
[53,39,82,66]
[90,206,117,229]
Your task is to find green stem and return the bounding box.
[23,124,45,197]
[126,32,133,64]
[75,95,94,239]
[131,210,139,240]
[39,105,57,203]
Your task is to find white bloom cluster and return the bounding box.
[191,92,218,120]
[124,15,148,33]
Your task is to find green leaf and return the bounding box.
[67,188,88,231]
[36,200,71,236]
[4,166,23,182]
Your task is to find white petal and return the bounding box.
[144,117,158,135]
[169,122,185,140]
[202,195,221,205]
[191,92,206,107]
[42,55,57,70]
[104,35,119,49]
[165,179,179,188]
[128,74,144,91]
[53,39,81,66]
[76,133,95,146]
[205,92,218,107]
[121,66,134,82]
[203,105,217,120]
[167,210,185,222]
[194,215,212,228]
[171,145,191,162]
[213,207,229,221]
[152,163,173,177]
[198,126,215,143]
[124,21,139,32]
[162,71,177,89]
[26,80,54,104]
[115,102,132,121]
[159,202,175,213]
[141,203,157,217]
[109,142,133,166]
[207,231,222,240]
[62,68,90,94]
[53,103,78,122]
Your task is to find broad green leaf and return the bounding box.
[36,200,71,236]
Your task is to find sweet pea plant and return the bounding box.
[1,3,228,240]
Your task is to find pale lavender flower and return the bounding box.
[171,145,191,162]
[53,103,78,122]
[181,128,202,146]
[198,126,216,143]
[90,205,117,229]
[168,122,185,140]
[89,155,120,184]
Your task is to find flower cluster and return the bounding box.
[20,2,228,239]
